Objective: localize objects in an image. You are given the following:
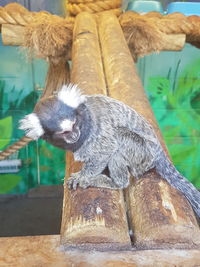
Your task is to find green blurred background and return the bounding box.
[0,0,199,194]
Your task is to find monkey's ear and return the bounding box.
[19,113,44,140]
[57,84,85,108]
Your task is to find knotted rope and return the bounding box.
[119,11,200,59]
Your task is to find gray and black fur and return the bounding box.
[19,84,200,218]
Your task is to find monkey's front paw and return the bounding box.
[67,176,90,190]
[67,176,80,190]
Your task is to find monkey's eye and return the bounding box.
[56,130,71,136]
[61,130,71,135]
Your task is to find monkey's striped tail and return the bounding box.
[155,150,200,218]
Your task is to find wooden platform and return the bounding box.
[1,235,200,267]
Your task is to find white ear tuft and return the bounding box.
[19,113,44,140]
[57,84,85,108]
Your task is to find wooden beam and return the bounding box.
[161,33,185,51]
[1,22,185,54]
[98,11,200,249]
[60,12,131,250]
[1,235,200,266]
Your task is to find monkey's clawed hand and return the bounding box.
[67,173,90,190]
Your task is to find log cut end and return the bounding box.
[61,185,131,250]
[126,171,200,249]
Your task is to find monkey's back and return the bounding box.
[85,94,159,145]
[83,95,161,177]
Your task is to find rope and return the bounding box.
[186,15,200,45]
[69,0,108,3]
[119,11,194,36]
[0,136,32,161]
[0,3,34,25]
[119,11,200,58]
[67,0,122,16]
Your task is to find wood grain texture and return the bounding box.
[42,59,70,98]
[160,33,185,51]
[60,12,131,250]
[70,12,106,94]
[1,235,200,267]
[127,174,200,249]
[97,11,167,151]
[98,11,200,249]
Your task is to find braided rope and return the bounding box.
[0,3,34,26]
[119,11,194,35]
[67,0,122,16]
[0,136,32,161]
[187,15,200,43]
[151,16,193,35]
[119,11,200,56]
[69,0,109,3]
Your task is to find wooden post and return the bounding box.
[42,59,70,98]
[60,12,131,250]
[98,11,200,249]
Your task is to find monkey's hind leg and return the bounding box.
[84,159,131,189]
[67,159,130,190]
[108,159,130,189]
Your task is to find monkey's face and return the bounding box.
[19,96,81,145]
[51,118,81,144]
[19,84,86,147]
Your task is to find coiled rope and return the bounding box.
[66,0,122,17]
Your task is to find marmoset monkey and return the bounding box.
[19,84,200,217]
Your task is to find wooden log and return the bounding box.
[97,12,167,151]
[70,12,106,94]
[128,174,200,249]
[1,235,200,266]
[160,33,185,51]
[1,24,25,46]
[98,11,200,249]
[42,59,70,98]
[60,12,131,250]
